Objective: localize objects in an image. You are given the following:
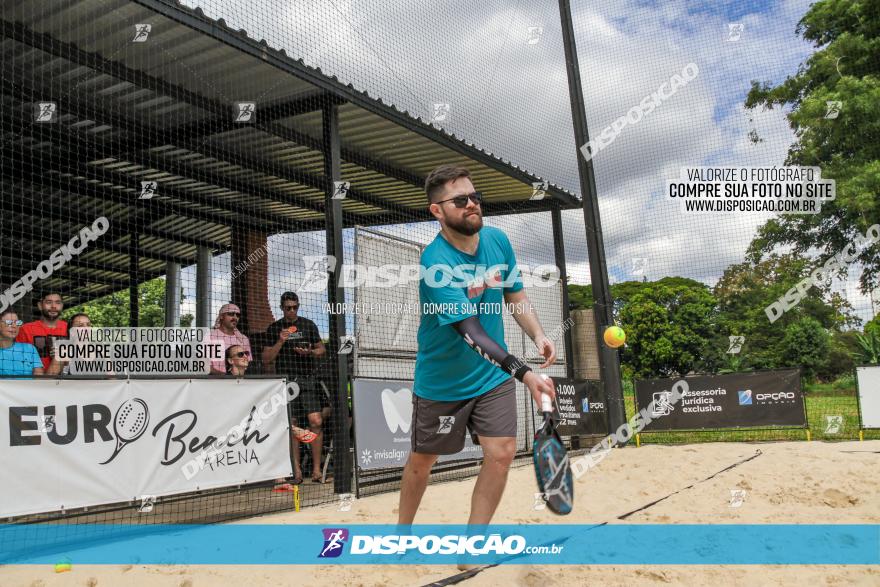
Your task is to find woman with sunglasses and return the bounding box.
[224,344,251,376]
[0,310,44,377]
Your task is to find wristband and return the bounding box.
[501,355,532,382]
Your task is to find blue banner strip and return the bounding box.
[1,524,877,565]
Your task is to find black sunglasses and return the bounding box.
[224,312,241,317]
[231,350,250,358]
[434,191,482,208]
[282,304,299,311]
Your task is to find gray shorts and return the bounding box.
[411,378,517,455]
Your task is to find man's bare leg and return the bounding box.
[308,411,323,480]
[397,452,439,525]
[458,436,516,569]
[291,430,303,482]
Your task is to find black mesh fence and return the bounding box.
[0,0,581,535]
[1,0,878,549]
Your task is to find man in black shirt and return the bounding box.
[263,292,327,484]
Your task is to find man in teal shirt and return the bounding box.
[399,165,557,536]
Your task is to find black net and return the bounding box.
[0,0,582,537]
[2,0,878,555]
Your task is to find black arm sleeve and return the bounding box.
[451,316,532,382]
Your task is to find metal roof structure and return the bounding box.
[1,0,581,307]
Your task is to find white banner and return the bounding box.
[856,366,880,429]
[1,378,292,518]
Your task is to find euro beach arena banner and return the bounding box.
[634,369,806,431]
[0,378,291,517]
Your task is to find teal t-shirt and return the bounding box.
[0,342,42,376]
[414,225,523,401]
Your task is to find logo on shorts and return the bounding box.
[738,390,752,405]
[319,528,349,558]
[437,416,455,434]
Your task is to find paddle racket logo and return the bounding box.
[101,398,150,464]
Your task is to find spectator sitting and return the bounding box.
[225,344,251,377]
[209,303,251,375]
[46,313,92,376]
[16,291,67,371]
[0,310,44,377]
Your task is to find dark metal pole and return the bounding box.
[550,202,575,380]
[557,0,626,434]
[322,104,353,493]
[129,232,139,326]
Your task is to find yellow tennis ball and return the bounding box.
[54,562,72,573]
[604,326,626,348]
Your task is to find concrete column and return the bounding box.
[196,246,211,328]
[164,261,181,327]
[230,228,274,335]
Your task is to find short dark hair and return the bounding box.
[425,165,471,203]
[67,312,89,325]
[280,291,299,304]
[39,291,63,302]
[0,309,17,320]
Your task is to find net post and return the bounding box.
[322,103,353,494]
[557,0,627,435]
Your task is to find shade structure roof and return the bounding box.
[1,0,581,306]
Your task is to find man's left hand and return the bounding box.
[534,335,556,369]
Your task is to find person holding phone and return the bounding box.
[16,292,67,370]
[46,313,92,376]
[263,292,326,484]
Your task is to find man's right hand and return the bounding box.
[523,371,556,409]
[277,329,292,344]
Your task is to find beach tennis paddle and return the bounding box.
[532,384,573,515]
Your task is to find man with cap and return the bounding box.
[209,303,252,375]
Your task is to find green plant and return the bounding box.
[852,329,880,364]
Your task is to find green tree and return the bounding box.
[744,0,880,293]
[709,254,857,374]
[65,278,189,327]
[818,329,861,380]
[780,317,831,380]
[615,278,718,378]
[865,314,880,338]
